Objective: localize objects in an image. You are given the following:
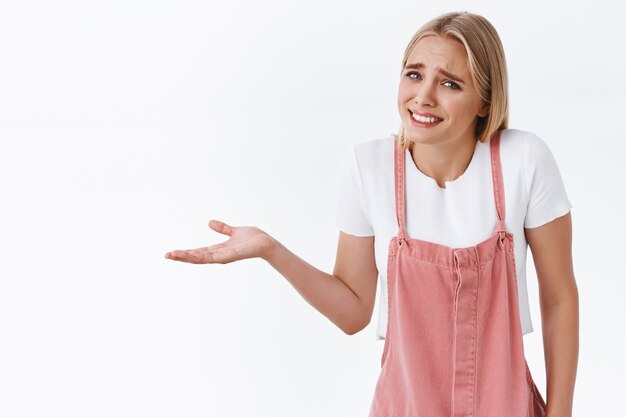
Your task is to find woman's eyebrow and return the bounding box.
[404,62,465,84]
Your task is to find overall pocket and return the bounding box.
[525,360,547,416]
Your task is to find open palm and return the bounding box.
[164,220,274,264]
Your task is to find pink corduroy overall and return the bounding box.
[368,131,547,417]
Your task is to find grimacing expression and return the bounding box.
[397,35,488,146]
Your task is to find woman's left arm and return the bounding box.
[525,211,579,417]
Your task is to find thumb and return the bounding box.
[208,219,234,236]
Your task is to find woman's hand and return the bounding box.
[164,220,275,264]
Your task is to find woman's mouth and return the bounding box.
[409,110,443,127]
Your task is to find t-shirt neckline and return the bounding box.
[404,139,483,190]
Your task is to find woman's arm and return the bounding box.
[524,212,579,417]
[265,231,379,335]
[166,221,379,335]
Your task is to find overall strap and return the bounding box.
[393,136,408,239]
[489,130,507,239]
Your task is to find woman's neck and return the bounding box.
[409,134,478,189]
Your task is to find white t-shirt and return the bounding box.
[334,128,572,340]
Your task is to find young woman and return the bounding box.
[165,11,579,417]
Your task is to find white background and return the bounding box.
[1,0,624,416]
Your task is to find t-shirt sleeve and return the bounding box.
[334,146,375,236]
[523,133,573,228]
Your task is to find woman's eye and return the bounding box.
[443,80,461,90]
[406,72,420,80]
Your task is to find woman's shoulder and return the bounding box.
[350,134,396,169]
[338,135,395,182]
[499,128,557,163]
[353,134,395,154]
[499,128,550,151]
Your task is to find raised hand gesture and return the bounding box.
[164,220,275,264]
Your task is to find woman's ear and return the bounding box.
[477,102,490,117]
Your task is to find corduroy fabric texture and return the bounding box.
[369,131,547,417]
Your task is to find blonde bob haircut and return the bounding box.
[396,11,509,150]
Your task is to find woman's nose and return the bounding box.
[413,82,436,107]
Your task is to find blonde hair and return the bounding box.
[396,11,509,149]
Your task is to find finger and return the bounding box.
[165,249,207,264]
[208,219,234,237]
[165,250,193,262]
[165,247,232,264]
[165,241,223,258]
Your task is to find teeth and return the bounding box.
[411,111,441,124]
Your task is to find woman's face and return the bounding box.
[397,35,487,146]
